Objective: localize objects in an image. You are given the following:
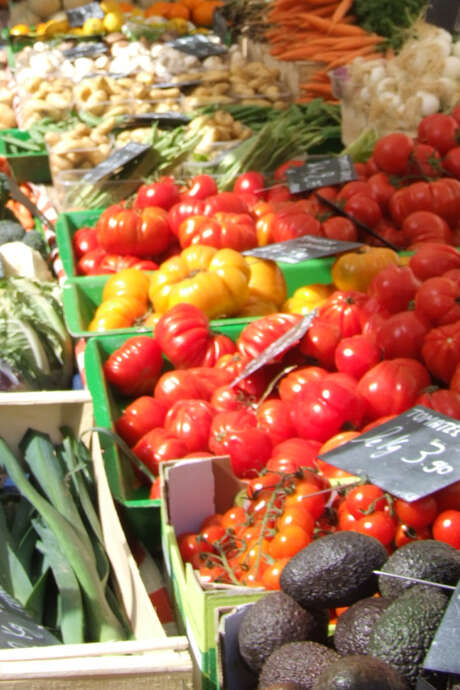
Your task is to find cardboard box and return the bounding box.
[0,395,193,688]
[160,456,267,690]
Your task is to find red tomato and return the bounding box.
[317,431,359,480]
[233,171,266,198]
[215,352,271,398]
[422,321,460,383]
[344,194,382,228]
[183,174,218,200]
[345,484,387,520]
[208,410,272,478]
[73,226,99,258]
[373,132,414,174]
[321,216,358,242]
[367,173,396,212]
[334,334,381,379]
[394,524,431,548]
[299,319,342,369]
[180,212,257,251]
[115,396,168,446]
[442,146,460,179]
[289,374,366,442]
[409,242,460,280]
[432,510,460,548]
[261,558,289,590]
[168,199,205,235]
[353,511,396,546]
[268,438,321,473]
[368,263,420,313]
[394,496,439,529]
[256,398,296,446]
[284,479,326,519]
[98,254,158,274]
[417,113,459,155]
[356,358,431,420]
[104,336,163,397]
[201,334,236,367]
[279,366,328,401]
[276,506,315,536]
[415,276,460,326]
[203,192,248,216]
[390,178,460,228]
[236,312,302,361]
[164,398,214,452]
[267,185,292,203]
[273,159,305,181]
[318,290,367,338]
[407,143,442,179]
[154,303,211,368]
[97,205,173,257]
[133,427,188,476]
[177,532,209,563]
[154,367,231,405]
[338,503,358,530]
[377,311,429,360]
[268,524,311,559]
[402,210,452,246]
[135,177,180,210]
[272,208,322,243]
[337,181,374,202]
[432,481,460,511]
[77,247,107,275]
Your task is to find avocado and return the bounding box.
[312,654,409,689]
[238,592,328,674]
[378,540,460,598]
[280,531,388,610]
[334,596,394,656]
[258,641,340,690]
[368,584,449,688]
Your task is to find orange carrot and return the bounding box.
[299,13,370,35]
[331,0,353,23]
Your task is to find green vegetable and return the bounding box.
[0,277,73,390]
[352,0,427,50]
[341,128,378,163]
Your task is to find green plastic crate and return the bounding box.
[84,324,245,553]
[56,209,103,277]
[62,258,336,338]
[0,129,51,184]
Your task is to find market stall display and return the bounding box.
[1,2,460,689]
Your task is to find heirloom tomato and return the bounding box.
[256,399,296,446]
[331,246,399,293]
[97,205,173,257]
[88,295,145,331]
[154,303,211,368]
[201,334,236,367]
[267,437,321,473]
[272,207,322,243]
[377,311,429,360]
[344,194,382,228]
[154,366,232,405]
[116,396,168,446]
[334,334,381,379]
[168,199,205,235]
[373,132,414,174]
[415,276,460,326]
[299,319,342,369]
[236,312,302,360]
[368,263,420,313]
[283,283,334,315]
[443,146,460,178]
[422,321,460,383]
[102,268,151,307]
[183,174,218,200]
[278,366,328,401]
[135,177,180,210]
[73,226,99,258]
[245,256,287,308]
[409,242,460,280]
[203,192,248,216]
[178,212,257,251]
[77,247,107,275]
[402,210,452,245]
[417,112,459,155]
[389,178,460,228]
[318,290,368,337]
[99,255,158,273]
[133,427,188,476]
[321,216,358,242]
[104,336,163,397]
[164,399,214,452]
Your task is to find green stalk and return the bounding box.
[0,437,127,642]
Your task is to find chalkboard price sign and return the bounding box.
[425,0,460,32]
[169,34,227,58]
[319,406,460,502]
[0,587,60,649]
[243,235,362,264]
[82,142,150,183]
[232,312,317,386]
[66,2,104,27]
[423,579,460,676]
[286,154,357,194]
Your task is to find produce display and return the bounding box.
[1,2,460,689]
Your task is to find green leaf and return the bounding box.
[24,565,50,623]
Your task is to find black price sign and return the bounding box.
[66,2,104,27]
[169,34,227,58]
[61,42,107,59]
[319,406,460,502]
[424,579,460,676]
[82,142,150,183]
[212,8,228,44]
[243,235,362,264]
[232,312,316,386]
[0,587,60,649]
[286,155,357,194]
[425,0,460,32]
[122,112,191,128]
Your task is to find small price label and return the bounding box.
[425,0,460,32]
[169,34,227,58]
[66,2,104,27]
[286,155,357,194]
[0,586,60,649]
[61,42,107,59]
[82,142,150,183]
[319,406,460,502]
[232,312,316,386]
[243,236,362,264]
[423,579,460,675]
[122,112,191,128]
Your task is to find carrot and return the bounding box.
[326,46,383,68]
[300,82,333,95]
[331,0,353,23]
[299,13,369,35]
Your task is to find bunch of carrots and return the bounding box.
[265,0,389,103]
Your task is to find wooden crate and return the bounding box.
[0,395,193,689]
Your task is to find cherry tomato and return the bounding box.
[353,510,396,546]
[394,524,431,548]
[261,558,289,589]
[177,532,209,564]
[183,174,218,200]
[284,480,326,519]
[373,132,414,174]
[345,484,388,520]
[276,506,315,536]
[432,510,460,548]
[268,524,311,559]
[221,506,248,530]
[394,496,439,529]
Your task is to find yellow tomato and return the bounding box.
[237,296,278,317]
[142,312,162,330]
[89,296,144,331]
[149,244,250,319]
[331,246,399,293]
[101,0,120,11]
[102,268,151,306]
[10,24,30,36]
[283,283,335,315]
[244,256,287,308]
[40,18,70,36]
[82,17,105,35]
[103,11,124,31]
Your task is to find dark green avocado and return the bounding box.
[238,591,327,673]
[280,531,388,609]
[258,641,340,690]
[378,539,460,598]
[334,596,394,656]
[368,585,449,688]
[312,654,409,689]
